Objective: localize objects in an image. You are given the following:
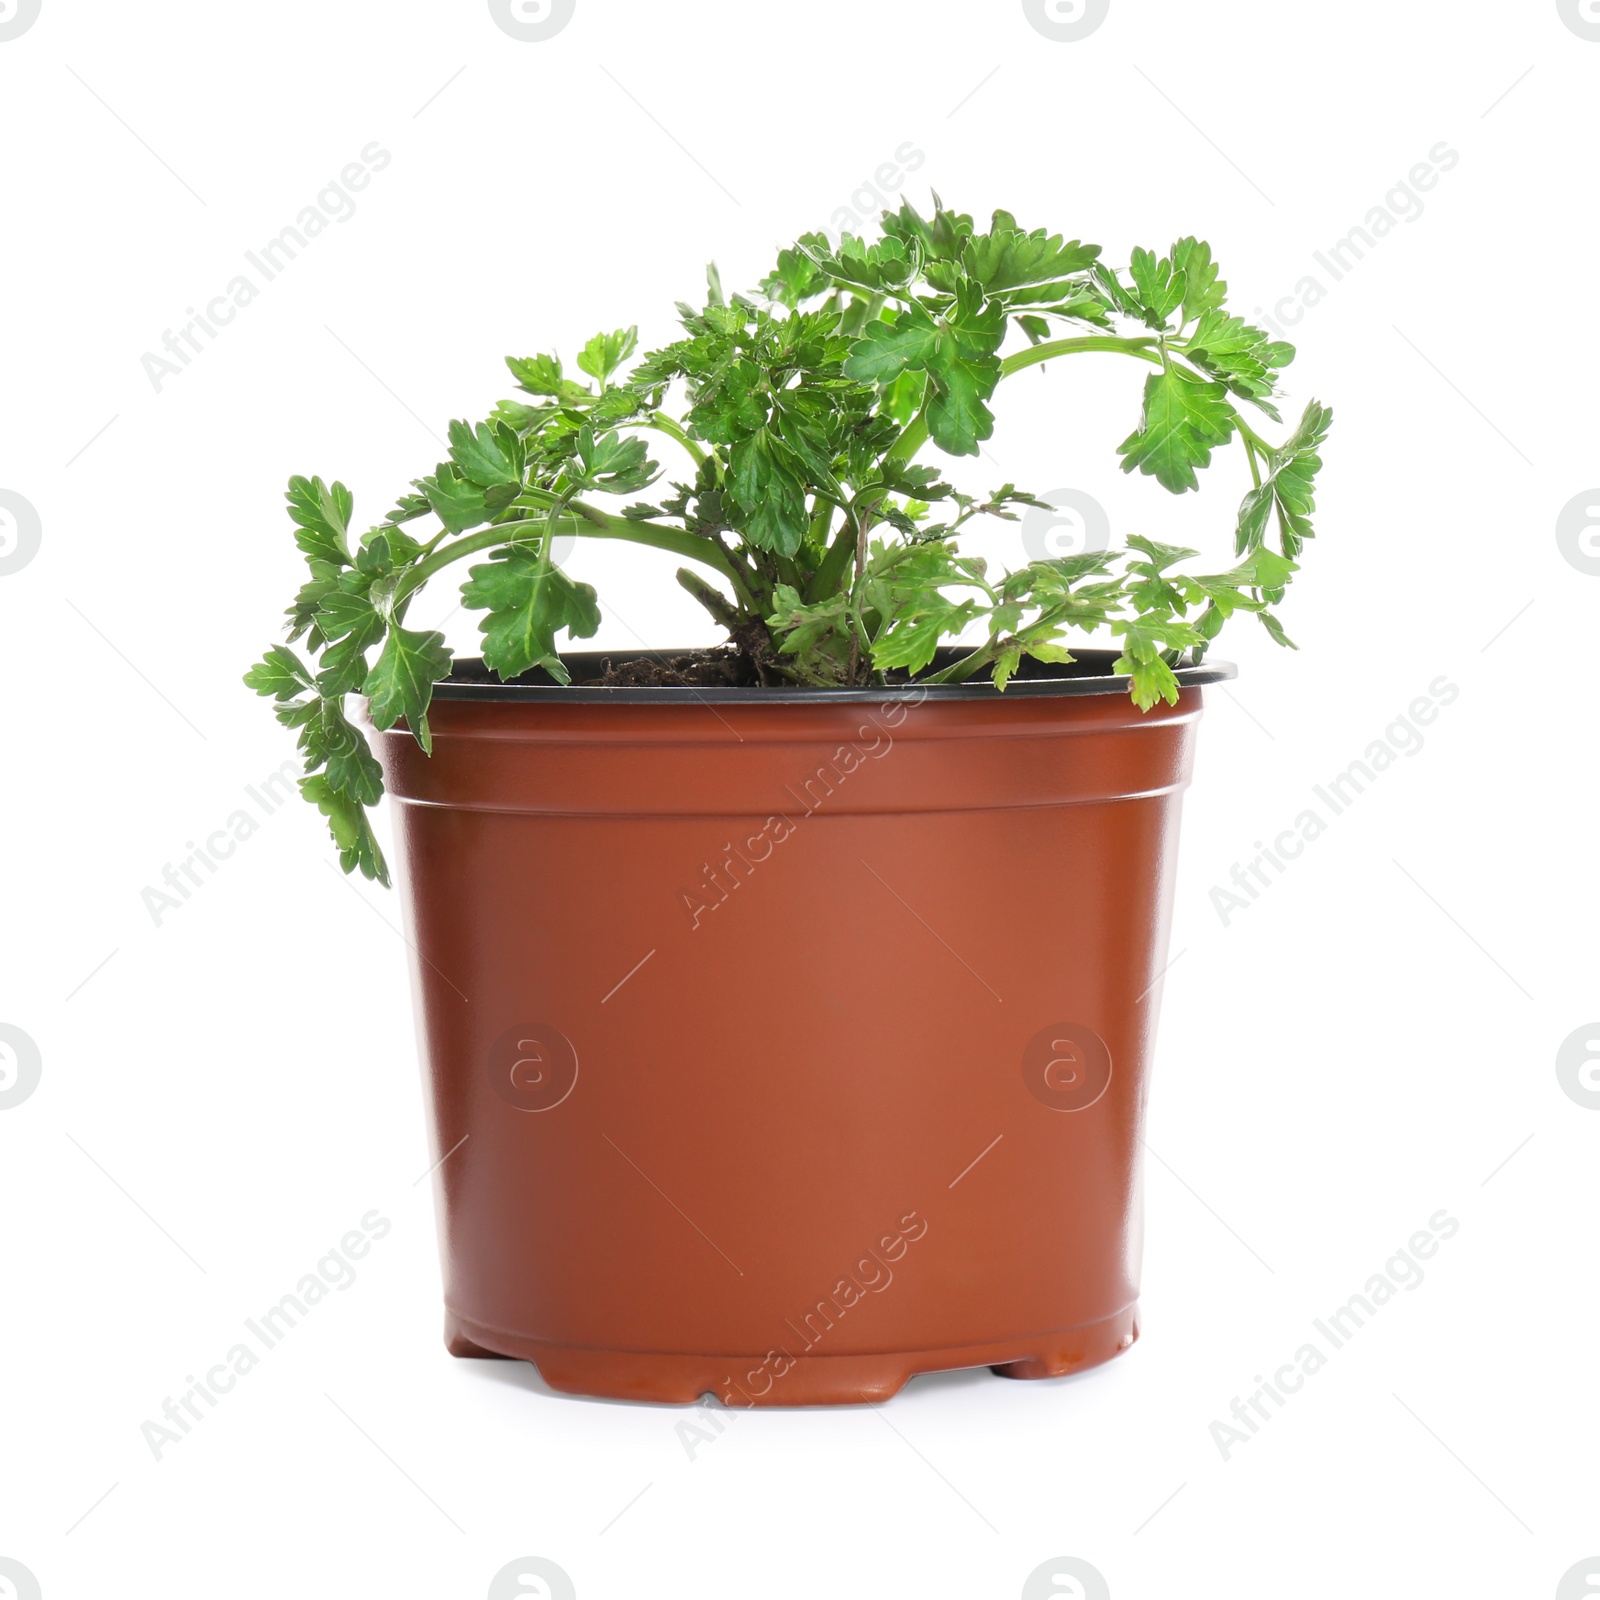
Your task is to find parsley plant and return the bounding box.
[247,198,1331,883]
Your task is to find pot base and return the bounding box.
[444,1306,1140,1406]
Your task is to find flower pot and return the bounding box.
[369,647,1232,1406]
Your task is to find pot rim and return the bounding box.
[430,646,1237,705]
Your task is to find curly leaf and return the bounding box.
[576,326,639,385]
[363,625,452,753]
[1234,400,1333,556]
[461,547,601,680]
[1112,615,1205,710]
[1117,371,1236,494]
[300,774,388,885]
[729,430,808,555]
[843,306,941,386]
[448,419,524,489]
[570,427,657,496]
[962,226,1100,293]
[286,475,353,567]
[506,352,591,402]
[244,645,313,700]
[1127,247,1187,330]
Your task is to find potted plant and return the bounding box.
[247,199,1329,1405]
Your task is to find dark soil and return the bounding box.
[444,644,1136,691]
[586,615,795,686]
[587,648,756,688]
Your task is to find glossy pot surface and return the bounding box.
[373,655,1219,1404]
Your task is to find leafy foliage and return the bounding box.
[461,546,600,681]
[249,197,1331,877]
[1117,371,1237,494]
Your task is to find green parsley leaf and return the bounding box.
[460,547,601,680]
[1117,370,1237,493]
[506,352,591,402]
[362,625,453,754]
[244,645,313,700]
[1127,247,1187,330]
[729,429,809,554]
[300,774,388,885]
[1112,614,1205,709]
[576,327,639,386]
[285,475,353,567]
[1234,399,1333,555]
[569,426,657,496]
[448,419,525,489]
[1172,237,1226,325]
[842,305,941,386]
[962,225,1100,294]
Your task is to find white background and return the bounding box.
[2,1,1597,1596]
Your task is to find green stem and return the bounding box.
[885,405,929,466]
[809,513,860,602]
[923,640,997,686]
[882,338,1164,468]
[642,413,708,469]
[999,335,1162,379]
[394,501,737,608]
[846,502,879,682]
[1234,415,1274,457]
[415,526,453,562]
[677,567,743,632]
[1005,333,1279,466]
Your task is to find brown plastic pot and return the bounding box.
[369,646,1233,1406]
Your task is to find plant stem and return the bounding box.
[676,567,743,632]
[847,505,874,683]
[999,334,1162,379]
[885,404,929,465]
[642,413,708,469]
[1244,437,1262,489]
[809,514,860,602]
[1234,415,1274,457]
[882,338,1164,467]
[415,527,453,561]
[393,502,738,608]
[922,639,998,686]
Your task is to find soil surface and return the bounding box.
[442,643,1141,692]
[587,649,756,688]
